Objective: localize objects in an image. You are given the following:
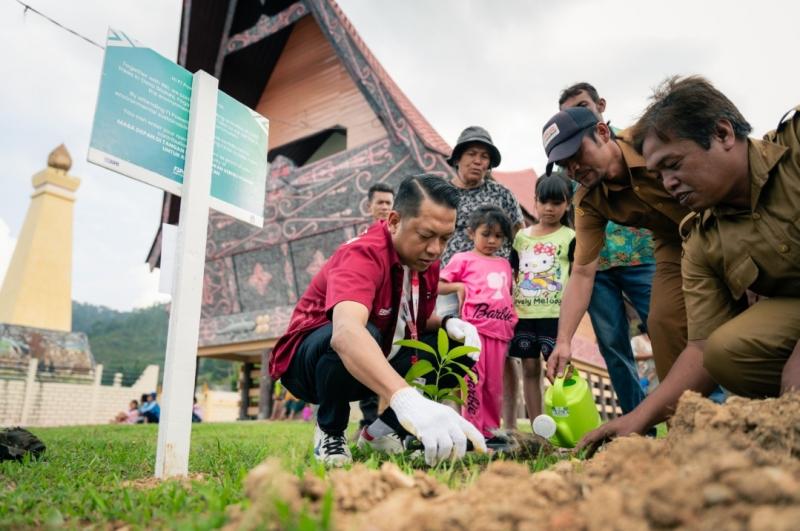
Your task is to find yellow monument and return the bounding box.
[0,144,80,331]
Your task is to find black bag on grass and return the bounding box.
[0,427,46,461]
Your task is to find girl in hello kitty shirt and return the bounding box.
[510,174,575,423]
[438,206,517,443]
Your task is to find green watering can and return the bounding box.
[537,365,602,448]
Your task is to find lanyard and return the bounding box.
[399,269,420,364]
[400,269,420,341]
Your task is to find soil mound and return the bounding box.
[230,391,800,530]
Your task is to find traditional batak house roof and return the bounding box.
[149,0,613,416]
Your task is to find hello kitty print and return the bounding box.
[513,226,575,319]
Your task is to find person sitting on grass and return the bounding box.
[283,391,305,420]
[135,393,149,423]
[112,400,139,424]
[301,404,314,422]
[192,397,203,423]
[270,382,287,420]
[140,392,160,424]
[269,174,488,466]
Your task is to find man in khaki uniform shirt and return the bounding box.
[540,107,691,381]
[580,76,800,450]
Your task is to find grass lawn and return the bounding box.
[0,421,560,530]
[1,422,314,530]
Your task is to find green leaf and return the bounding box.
[394,339,436,355]
[451,362,478,383]
[439,393,463,405]
[437,328,450,359]
[404,359,434,383]
[445,345,480,361]
[409,381,425,391]
[421,384,439,398]
[457,373,469,402]
[452,361,474,375]
[448,395,465,406]
[437,387,454,399]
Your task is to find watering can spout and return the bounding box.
[554,421,574,445]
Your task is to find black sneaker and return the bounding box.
[313,424,352,466]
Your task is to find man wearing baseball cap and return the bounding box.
[558,83,657,415]
[540,107,690,384]
[580,76,800,452]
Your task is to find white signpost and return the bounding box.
[153,70,216,478]
[88,29,269,478]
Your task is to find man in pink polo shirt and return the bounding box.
[271,175,487,466]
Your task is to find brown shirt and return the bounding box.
[573,130,690,265]
[682,106,800,340]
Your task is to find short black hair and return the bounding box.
[467,205,512,240]
[367,182,394,202]
[393,174,459,218]
[558,82,601,107]
[536,173,572,203]
[535,174,574,227]
[632,75,752,152]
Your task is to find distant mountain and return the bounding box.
[73,301,168,386]
[72,302,237,389]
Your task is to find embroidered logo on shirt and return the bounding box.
[378,308,392,316]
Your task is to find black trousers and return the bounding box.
[358,396,379,428]
[281,323,470,435]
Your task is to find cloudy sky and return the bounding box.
[1,0,798,311]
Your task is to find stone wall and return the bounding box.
[0,360,159,427]
[198,389,240,422]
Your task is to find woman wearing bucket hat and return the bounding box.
[440,126,524,268]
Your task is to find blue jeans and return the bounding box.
[587,264,655,414]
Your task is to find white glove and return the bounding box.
[445,317,482,361]
[390,387,487,465]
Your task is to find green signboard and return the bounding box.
[88,29,268,227]
[209,91,269,226]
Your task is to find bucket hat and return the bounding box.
[447,126,501,168]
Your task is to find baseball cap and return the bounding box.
[542,107,599,175]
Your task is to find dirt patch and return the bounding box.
[120,472,206,490]
[230,392,800,530]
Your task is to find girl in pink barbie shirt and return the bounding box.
[439,206,517,439]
